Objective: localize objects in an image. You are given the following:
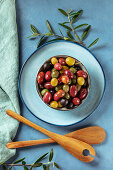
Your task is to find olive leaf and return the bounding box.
[69,8,72,13]
[23,165,29,170]
[71,15,78,23]
[47,38,63,43]
[27,32,39,38]
[58,23,72,31]
[81,25,91,40]
[27,35,33,38]
[37,36,45,48]
[13,157,25,164]
[71,10,83,23]
[88,38,99,48]
[43,164,47,170]
[49,148,53,162]
[31,24,39,33]
[74,24,88,30]
[46,20,54,34]
[30,152,48,169]
[62,21,69,24]
[67,30,74,39]
[34,152,48,164]
[32,163,42,167]
[9,167,12,170]
[54,162,60,169]
[70,9,83,16]
[58,9,68,16]
[59,28,64,36]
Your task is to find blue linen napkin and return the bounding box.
[0,0,20,164]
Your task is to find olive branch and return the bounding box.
[2,149,59,170]
[27,8,99,48]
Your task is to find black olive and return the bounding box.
[60,98,68,106]
[43,62,51,71]
[49,89,55,96]
[73,65,81,71]
[83,79,88,87]
[49,62,53,69]
[67,102,74,109]
[39,84,44,89]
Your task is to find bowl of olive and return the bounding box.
[36,55,90,111]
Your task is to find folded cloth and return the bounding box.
[0,0,20,164]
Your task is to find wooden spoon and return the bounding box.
[6,110,95,162]
[7,126,105,149]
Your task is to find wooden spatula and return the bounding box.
[6,110,95,162]
[7,126,105,149]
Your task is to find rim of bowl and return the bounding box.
[18,40,106,126]
[36,55,91,111]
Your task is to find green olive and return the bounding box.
[73,75,76,79]
[64,93,70,99]
[72,75,77,84]
[70,67,77,73]
[52,68,56,72]
[51,70,59,78]
[55,85,63,91]
[76,84,81,91]
[41,89,49,96]
[63,84,69,92]
[72,78,76,84]
[68,79,72,85]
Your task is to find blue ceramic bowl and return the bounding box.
[19,40,105,126]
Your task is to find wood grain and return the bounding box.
[6,109,96,162]
[7,126,105,149]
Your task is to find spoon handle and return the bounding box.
[6,110,54,137]
[7,138,54,149]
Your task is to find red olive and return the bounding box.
[72,97,80,105]
[54,93,60,101]
[44,82,53,89]
[45,71,51,81]
[79,88,87,99]
[69,85,78,97]
[37,72,45,84]
[57,90,65,98]
[58,76,62,84]
[54,63,62,70]
[54,90,65,101]
[43,92,52,103]
[62,75,69,84]
[64,69,74,79]
[59,58,66,66]
[77,70,87,79]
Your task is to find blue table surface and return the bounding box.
[5,0,113,169]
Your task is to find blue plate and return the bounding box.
[19,41,105,126]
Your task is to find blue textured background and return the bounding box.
[5,0,113,169]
